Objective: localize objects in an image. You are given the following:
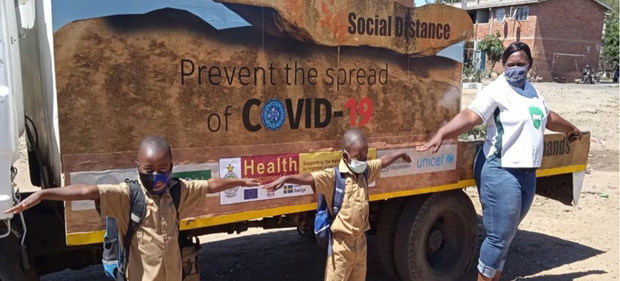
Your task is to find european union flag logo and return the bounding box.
[243,188,258,200]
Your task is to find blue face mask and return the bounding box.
[504,65,529,89]
[139,171,171,195]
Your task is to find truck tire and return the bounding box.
[375,196,425,280]
[394,190,477,281]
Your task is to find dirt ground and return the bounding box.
[31,82,619,281]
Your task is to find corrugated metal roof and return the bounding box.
[450,0,545,10]
[450,0,612,11]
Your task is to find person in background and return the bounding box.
[418,42,582,281]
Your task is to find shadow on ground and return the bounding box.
[462,215,606,281]
[509,270,607,281]
[42,225,605,281]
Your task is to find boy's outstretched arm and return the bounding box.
[207,178,261,193]
[379,151,412,168]
[263,174,315,192]
[4,184,99,215]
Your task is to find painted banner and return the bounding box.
[299,148,377,173]
[219,154,313,205]
[54,1,474,241]
[377,144,457,177]
[68,163,218,210]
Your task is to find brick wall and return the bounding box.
[471,0,607,81]
[533,0,607,81]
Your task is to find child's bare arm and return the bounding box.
[263,174,315,192]
[379,151,412,168]
[4,184,99,215]
[207,178,261,193]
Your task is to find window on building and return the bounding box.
[495,8,506,22]
[511,6,529,21]
[468,11,476,23]
[476,9,490,23]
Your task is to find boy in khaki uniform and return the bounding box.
[265,129,411,281]
[5,137,260,281]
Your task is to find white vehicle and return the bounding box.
[0,1,588,280]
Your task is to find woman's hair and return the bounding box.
[501,41,533,66]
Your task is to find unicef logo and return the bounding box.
[261,99,286,131]
[446,153,455,164]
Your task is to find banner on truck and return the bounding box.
[219,154,313,205]
[378,144,457,177]
[69,163,218,210]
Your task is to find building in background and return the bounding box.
[453,0,612,82]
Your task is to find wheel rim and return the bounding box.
[424,211,467,275]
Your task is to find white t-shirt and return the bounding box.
[468,74,549,168]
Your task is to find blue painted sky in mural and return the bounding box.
[52,0,250,31]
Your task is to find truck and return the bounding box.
[0,0,590,280]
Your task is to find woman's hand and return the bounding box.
[417,109,481,153]
[566,126,583,142]
[547,111,583,142]
[417,132,444,153]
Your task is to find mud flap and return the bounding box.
[535,171,585,206]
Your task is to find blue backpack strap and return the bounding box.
[362,168,370,183]
[169,178,181,212]
[326,167,347,255]
[117,181,146,280]
[102,216,120,279]
[332,166,346,218]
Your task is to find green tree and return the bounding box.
[602,14,619,67]
[601,0,619,12]
[478,32,504,70]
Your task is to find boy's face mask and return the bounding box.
[137,163,172,195]
[343,150,368,174]
[139,172,171,195]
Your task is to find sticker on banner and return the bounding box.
[69,163,218,210]
[219,154,314,205]
[378,144,457,177]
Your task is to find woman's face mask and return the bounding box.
[504,65,529,89]
[343,150,368,174]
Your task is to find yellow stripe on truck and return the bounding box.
[66,230,106,246]
[179,203,316,231]
[369,179,476,201]
[66,164,587,246]
[536,164,587,178]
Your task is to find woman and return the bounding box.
[419,42,582,281]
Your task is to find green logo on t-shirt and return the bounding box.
[529,106,544,129]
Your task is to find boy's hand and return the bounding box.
[263,177,286,192]
[4,191,43,215]
[401,153,412,163]
[241,178,261,187]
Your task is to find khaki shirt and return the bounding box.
[98,179,210,281]
[311,159,382,238]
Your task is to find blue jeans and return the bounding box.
[474,149,537,278]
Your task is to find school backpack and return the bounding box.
[102,178,183,280]
[314,167,369,254]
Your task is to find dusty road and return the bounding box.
[36,82,619,281]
